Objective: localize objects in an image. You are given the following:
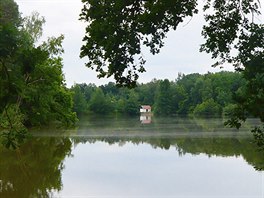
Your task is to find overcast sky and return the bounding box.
[16,0,263,87]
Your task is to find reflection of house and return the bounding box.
[140,105,151,113]
[140,115,151,124]
[140,105,152,124]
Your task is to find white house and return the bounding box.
[140,105,151,113]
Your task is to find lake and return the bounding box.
[0,116,263,198]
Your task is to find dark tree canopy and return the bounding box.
[0,0,20,26]
[0,0,77,148]
[80,0,198,87]
[80,0,262,86]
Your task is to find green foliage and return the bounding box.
[193,99,221,117]
[154,79,172,116]
[223,104,237,117]
[175,71,245,115]
[201,0,262,66]
[100,82,120,96]
[124,91,139,115]
[80,0,262,87]
[172,85,187,113]
[0,105,27,149]
[80,0,198,87]
[71,84,88,114]
[22,11,45,44]
[89,88,114,114]
[224,56,264,131]
[71,71,246,117]
[116,98,126,113]
[0,0,20,26]
[136,79,159,106]
[200,1,264,137]
[0,0,77,148]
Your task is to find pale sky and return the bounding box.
[15,0,263,87]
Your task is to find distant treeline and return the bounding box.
[71,71,246,116]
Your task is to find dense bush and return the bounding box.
[193,99,221,116]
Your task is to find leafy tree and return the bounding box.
[79,83,97,101]
[200,77,213,101]
[89,88,114,114]
[71,84,88,114]
[80,0,198,87]
[223,104,238,117]
[136,79,159,106]
[193,99,221,117]
[124,91,139,115]
[170,84,187,114]
[22,11,45,44]
[100,82,120,96]
[79,0,261,85]
[18,35,77,127]
[0,0,77,148]
[0,0,28,148]
[0,0,21,109]
[0,0,20,26]
[154,79,172,116]
[200,1,264,135]
[116,98,126,114]
[176,73,202,114]
[226,56,264,128]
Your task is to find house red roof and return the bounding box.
[141,105,151,109]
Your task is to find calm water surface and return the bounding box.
[0,116,263,198]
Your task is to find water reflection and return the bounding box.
[140,114,152,124]
[58,141,263,197]
[0,116,263,197]
[0,137,72,198]
[71,136,264,171]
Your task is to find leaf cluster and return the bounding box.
[80,0,198,87]
[0,0,77,149]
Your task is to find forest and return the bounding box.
[71,71,246,117]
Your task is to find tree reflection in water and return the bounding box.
[0,137,72,198]
[72,136,264,171]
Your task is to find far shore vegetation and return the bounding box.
[71,71,246,118]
